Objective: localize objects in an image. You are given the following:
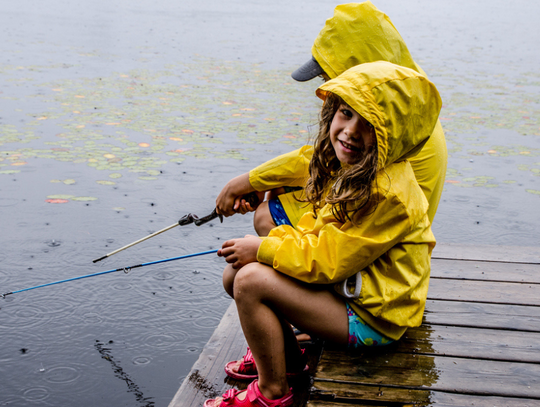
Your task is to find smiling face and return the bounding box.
[330,103,375,165]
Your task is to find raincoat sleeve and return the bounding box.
[248,146,313,191]
[257,164,427,284]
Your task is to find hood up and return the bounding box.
[312,2,426,79]
[316,61,442,168]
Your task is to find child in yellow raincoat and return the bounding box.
[204,61,442,407]
[216,1,447,229]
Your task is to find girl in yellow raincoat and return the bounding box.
[204,61,441,407]
[216,1,447,229]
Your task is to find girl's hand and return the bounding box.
[218,235,262,269]
[234,191,266,215]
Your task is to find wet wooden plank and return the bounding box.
[432,243,540,263]
[397,325,540,363]
[315,350,540,399]
[309,382,540,407]
[423,300,540,332]
[431,258,540,283]
[427,278,540,306]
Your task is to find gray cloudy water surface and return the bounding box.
[1,0,539,406]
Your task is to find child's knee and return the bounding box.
[222,264,237,298]
[233,263,270,298]
[253,201,275,236]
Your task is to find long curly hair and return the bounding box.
[304,92,379,223]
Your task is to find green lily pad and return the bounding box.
[71,196,98,201]
[47,194,75,199]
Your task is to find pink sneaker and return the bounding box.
[203,380,293,407]
[224,347,309,381]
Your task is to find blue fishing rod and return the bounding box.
[1,249,218,298]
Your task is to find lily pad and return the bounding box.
[71,196,98,201]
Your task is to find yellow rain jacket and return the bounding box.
[257,61,442,340]
[249,1,447,224]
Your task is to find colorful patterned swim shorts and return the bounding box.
[347,303,394,349]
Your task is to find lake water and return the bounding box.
[1,1,539,406]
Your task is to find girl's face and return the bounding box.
[330,103,375,165]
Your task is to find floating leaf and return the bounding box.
[45,199,69,203]
[0,170,20,174]
[112,207,125,211]
[47,194,74,199]
[97,180,116,185]
[63,179,76,185]
[71,196,98,201]
[526,189,540,196]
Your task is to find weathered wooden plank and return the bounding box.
[309,381,540,406]
[423,300,540,332]
[315,350,540,399]
[398,325,540,363]
[431,258,540,283]
[432,243,540,263]
[168,301,247,407]
[427,278,540,306]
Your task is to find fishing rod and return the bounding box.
[2,249,218,298]
[92,193,259,263]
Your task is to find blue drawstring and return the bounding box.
[2,249,218,298]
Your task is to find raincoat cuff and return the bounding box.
[257,237,281,266]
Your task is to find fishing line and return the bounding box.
[2,249,218,298]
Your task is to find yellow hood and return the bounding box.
[312,2,425,78]
[316,61,442,169]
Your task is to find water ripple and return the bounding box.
[44,365,81,384]
[143,331,189,349]
[23,386,50,402]
[192,315,221,329]
[132,356,152,365]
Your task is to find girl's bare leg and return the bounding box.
[253,201,276,237]
[233,262,348,400]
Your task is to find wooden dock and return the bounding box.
[169,244,540,407]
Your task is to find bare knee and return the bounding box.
[253,201,276,237]
[222,264,237,298]
[233,263,274,302]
